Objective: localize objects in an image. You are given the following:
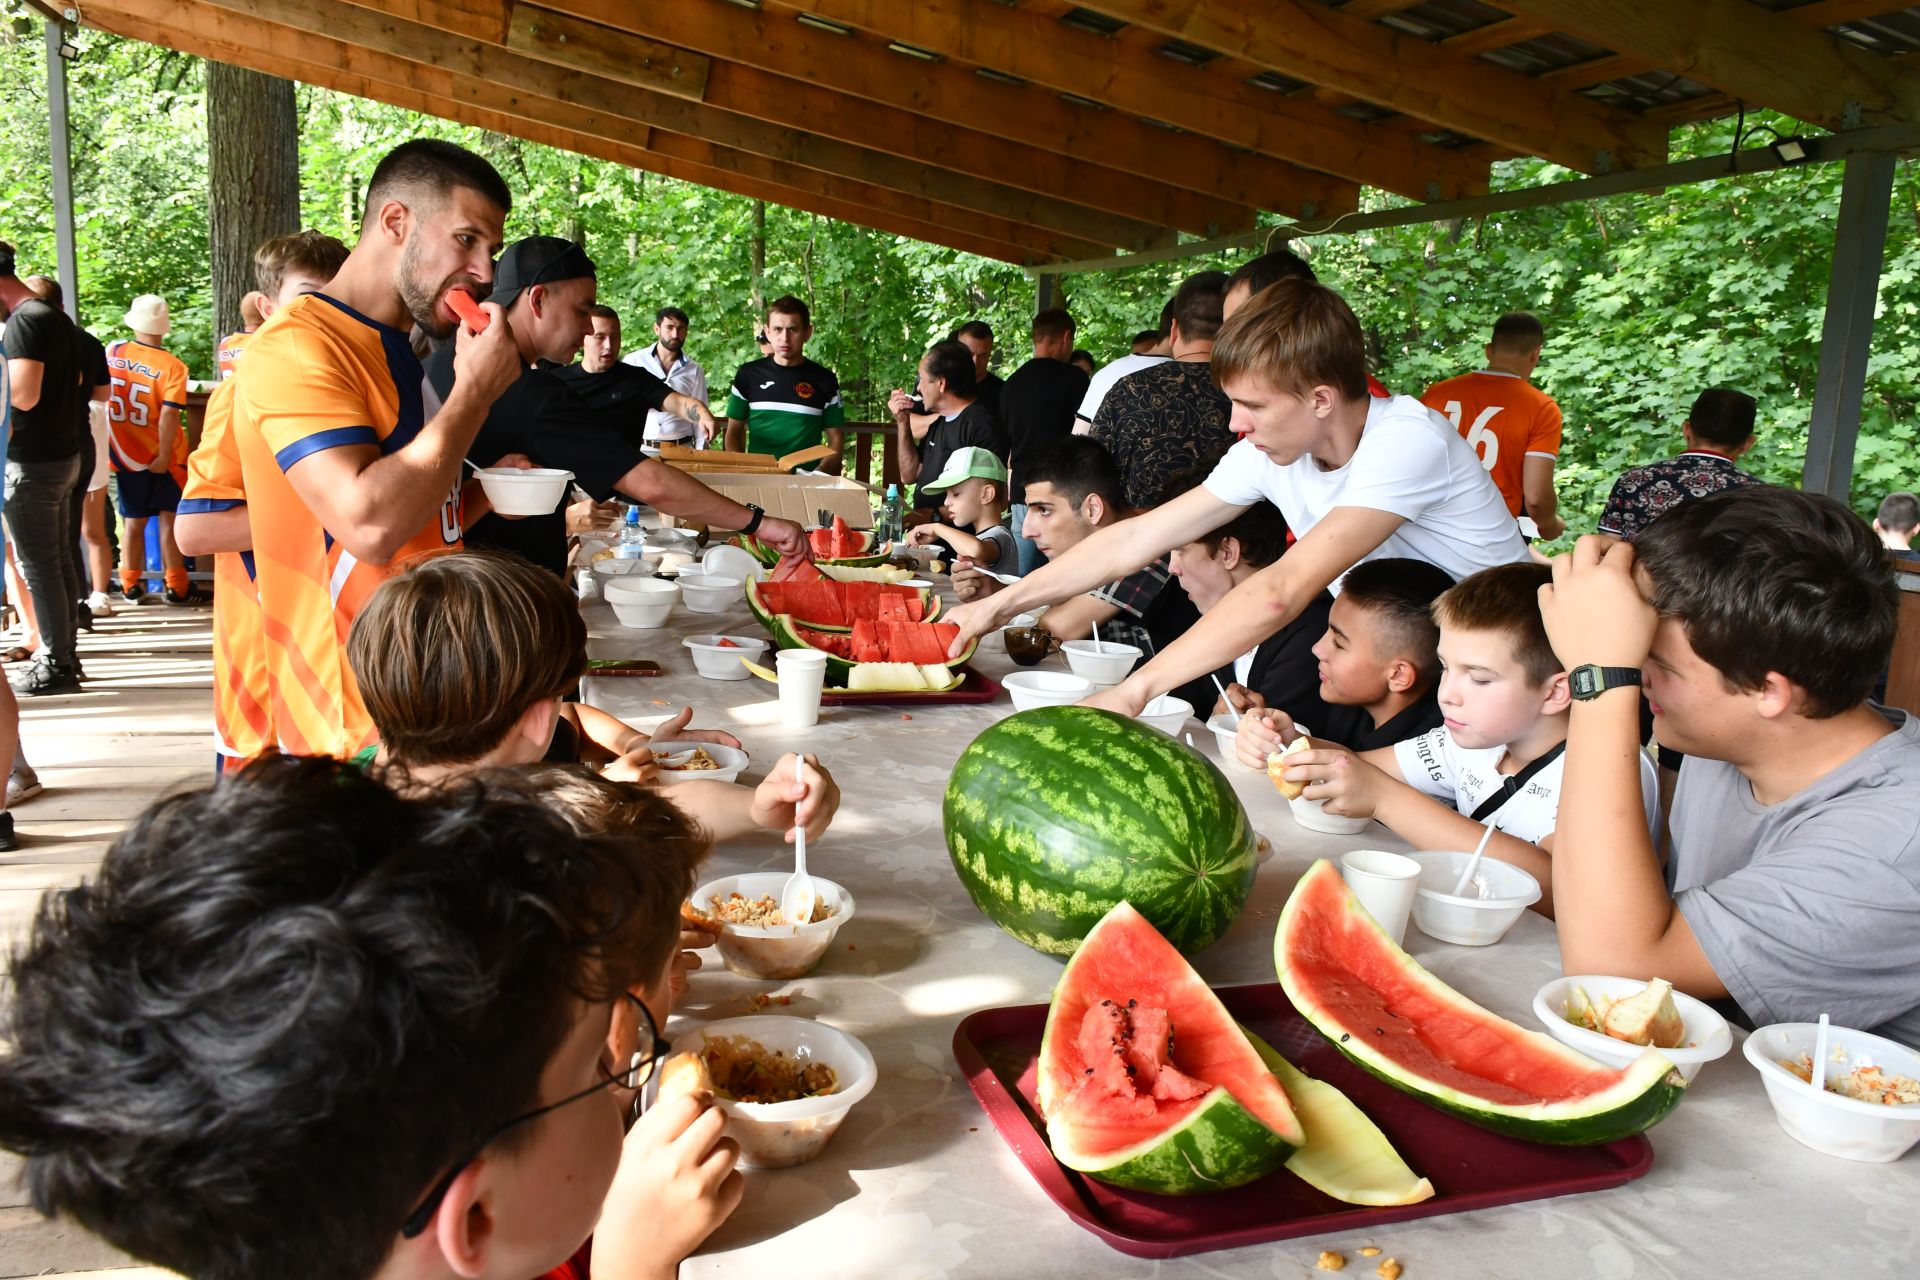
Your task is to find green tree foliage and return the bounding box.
[4,23,1919,535]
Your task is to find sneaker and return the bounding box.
[164,587,206,606]
[122,583,147,605]
[86,591,114,616]
[7,770,41,806]
[0,813,16,853]
[10,656,81,696]
[76,601,93,632]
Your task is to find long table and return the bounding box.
[583,582,1913,1279]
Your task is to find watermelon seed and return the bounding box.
[1340,1033,1351,1043]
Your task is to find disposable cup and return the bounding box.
[775,650,829,728]
[1339,849,1422,946]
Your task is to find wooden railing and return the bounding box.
[844,422,900,489]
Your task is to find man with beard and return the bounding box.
[622,305,710,447]
[227,139,522,759]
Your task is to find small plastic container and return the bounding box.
[1533,975,1733,1082]
[1004,670,1093,712]
[667,1015,878,1169]
[1290,794,1373,836]
[605,576,677,628]
[1743,1021,1920,1162]
[1205,712,1254,771]
[691,871,854,979]
[475,467,574,516]
[649,741,749,785]
[682,634,769,680]
[701,543,765,583]
[1136,694,1194,736]
[677,573,742,613]
[1403,849,1542,946]
[1059,639,1141,687]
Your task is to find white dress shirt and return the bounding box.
[624,343,709,444]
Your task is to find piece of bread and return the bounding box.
[680,900,725,934]
[1266,736,1313,801]
[655,1051,715,1102]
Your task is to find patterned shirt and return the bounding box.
[1598,451,1760,540]
[1091,360,1232,509]
[1091,554,1199,654]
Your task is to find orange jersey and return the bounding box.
[181,379,274,761]
[216,329,253,380]
[230,293,464,759]
[1420,370,1562,517]
[106,339,190,484]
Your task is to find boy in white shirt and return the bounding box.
[945,278,1528,715]
[907,446,1019,575]
[1270,563,1658,903]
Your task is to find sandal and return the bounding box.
[2,647,32,664]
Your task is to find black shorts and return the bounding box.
[116,468,182,518]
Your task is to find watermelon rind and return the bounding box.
[764,614,978,681]
[1047,1086,1293,1195]
[738,533,890,569]
[946,707,1258,958]
[1275,860,1688,1146]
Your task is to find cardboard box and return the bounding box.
[663,470,876,531]
[655,442,837,473]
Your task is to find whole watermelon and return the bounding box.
[944,706,1258,958]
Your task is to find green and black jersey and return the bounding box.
[725,356,845,462]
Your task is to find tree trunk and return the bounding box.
[750,199,766,318]
[206,61,299,348]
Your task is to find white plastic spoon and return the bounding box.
[777,755,818,929]
[1211,673,1240,728]
[1450,821,1498,897]
[1810,1013,1832,1095]
[1090,622,1103,655]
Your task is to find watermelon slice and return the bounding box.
[1275,860,1687,1145]
[1243,1029,1434,1206]
[745,579,938,634]
[767,613,977,681]
[1038,903,1303,1195]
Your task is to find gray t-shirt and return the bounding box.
[1668,706,1920,1048]
[977,522,1018,575]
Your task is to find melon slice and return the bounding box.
[1275,860,1687,1146]
[1601,978,1686,1050]
[1038,903,1302,1195]
[846,663,928,692]
[1243,1029,1434,1206]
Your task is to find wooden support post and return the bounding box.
[1803,150,1895,503]
[44,17,79,319]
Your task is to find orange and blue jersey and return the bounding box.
[107,339,190,485]
[181,378,274,763]
[216,329,252,380]
[230,292,463,759]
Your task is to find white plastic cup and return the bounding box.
[775,650,829,727]
[1339,849,1422,946]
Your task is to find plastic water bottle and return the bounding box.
[880,483,903,545]
[616,505,647,559]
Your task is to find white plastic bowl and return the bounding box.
[1004,670,1093,712]
[1533,975,1733,1082]
[1059,639,1141,687]
[677,573,742,613]
[649,740,749,785]
[1206,712,1254,771]
[690,871,854,980]
[1290,794,1373,835]
[605,576,677,628]
[592,557,655,582]
[683,634,769,681]
[1136,694,1194,736]
[1403,850,1541,946]
[666,1014,877,1169]
[701,543,766,583]
[475,466,574,516]
[1743,1021,1920,1162]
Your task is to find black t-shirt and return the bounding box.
[1188,591,1336,724]
[3,299,83,462]
[913,400,1010,511]
[1319,689,1445,754]
[1091,360,1233,509]
[425,347,647,576]
[544,360,672,449]
[74,329,108,437]
[999,356,1088,504]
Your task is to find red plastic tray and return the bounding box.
[953,982,1655,1259]
[820,664,1002,706]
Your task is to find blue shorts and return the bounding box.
[116,468,182,519]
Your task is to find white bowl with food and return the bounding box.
[1289,794,1373,836]
[701,543,765,583]
[682,634,769,681]
[677,573,742,614]
[475,466,574,516]
[1004,670,1093,713]
[648,740,748,785]
[1135,694,1194,736]
[1059,639,1141,688]
[1533,975,1733,1083]
[1743,1021,1920,1162]
[604,576,677,628]
[1204,712,1255,771]
[664,1014,877,1168]
[688,871,854,980]
[1403,850,1541,946]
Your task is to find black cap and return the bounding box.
[491,236,596,311]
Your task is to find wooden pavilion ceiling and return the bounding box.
[71,0,1920,264]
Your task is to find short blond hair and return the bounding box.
[1210,276,1369,402]
[253,229,349,300]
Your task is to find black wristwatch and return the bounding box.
[1568,664,1643,701]
[737,502,766,536]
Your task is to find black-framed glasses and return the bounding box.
[400,994,671,1239]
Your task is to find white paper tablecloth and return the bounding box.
[582,580,1912,1279]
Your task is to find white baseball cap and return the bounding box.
[123,294,171,337]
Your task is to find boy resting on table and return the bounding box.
[907,446,1019,575]
[1229,556,1453,752]
[1539,486,1920,1046]
[0,756,738,1280]
[1254,562,1658,905]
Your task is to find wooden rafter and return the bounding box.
[1441,17,1555,57]
[1495,0,1920,127]
[1336,0,1418,18]
[1073,0,1667,172]
[770,0,1490,200]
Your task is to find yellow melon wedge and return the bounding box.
[741,658,780,683]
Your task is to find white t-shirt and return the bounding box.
[1075,353,1169,428]
[1392,726,1660,844]
[1202,394,1529,589]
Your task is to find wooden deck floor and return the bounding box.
[0,603,212,1279]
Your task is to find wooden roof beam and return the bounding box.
[1442,17,1555,58]
[1072,0,1667,172]
[770,0,1489,201]
[1495,0,1920,128]
[330,0,1252,238]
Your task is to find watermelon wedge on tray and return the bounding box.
[766,613,977,681]
[746,578,940,632]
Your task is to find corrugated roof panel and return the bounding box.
[1579,72,1718,112]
